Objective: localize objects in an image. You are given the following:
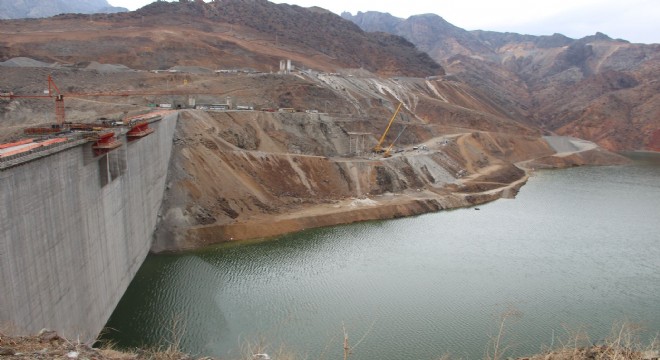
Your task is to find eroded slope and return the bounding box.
[153,106,626,252]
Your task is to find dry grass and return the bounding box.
[525,322,660,360]
[485,307,524,360]
[1,321,657,360]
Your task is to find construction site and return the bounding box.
[0,1,657,357]
[0,59,631,343]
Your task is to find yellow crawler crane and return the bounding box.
[373,102,403,153]
[382,125,407,158]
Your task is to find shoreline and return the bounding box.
[2,327,657,360]
[152,128,632,253]
[154,172,530,252]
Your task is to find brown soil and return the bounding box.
[152,106,624,252]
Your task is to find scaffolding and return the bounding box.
[348,132,370,155]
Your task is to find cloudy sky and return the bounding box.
[108,0,659,44]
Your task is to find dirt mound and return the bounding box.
[0,57,56,68]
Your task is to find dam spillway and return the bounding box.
[0,112,178,340]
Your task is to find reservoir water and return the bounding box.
[104,153,660,359]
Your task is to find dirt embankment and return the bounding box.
[152,110,624,252]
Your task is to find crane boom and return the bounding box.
[47,74,62,96]
[383,125,407,158]
[0,75,66,126]
[373,102,403,153]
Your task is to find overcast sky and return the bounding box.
[107,0,659,44]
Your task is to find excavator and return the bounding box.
[373,102,403,157]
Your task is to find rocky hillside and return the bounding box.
[342,12,492,59]
[134,0,441,76]
[142,71,625,251]
[0,0,126,19]
[0,0,441,77]
[343,12,660,151]
[2,1,657,150]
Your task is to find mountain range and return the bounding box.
[0,0,126,19]
[0,0,658,151]
[342,11,659,151]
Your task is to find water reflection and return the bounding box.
[104,155,660,359]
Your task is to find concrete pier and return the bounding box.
[0,112,178,340]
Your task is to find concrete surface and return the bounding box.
[543,136,598,155]
[0,112,177,340]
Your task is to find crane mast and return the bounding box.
[48,75,66,127]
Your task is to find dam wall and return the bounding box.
[0,112,178,340]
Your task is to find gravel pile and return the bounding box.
[85,61,134,73]
[0,57,57,68]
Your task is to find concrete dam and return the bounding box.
[0,112,178,340]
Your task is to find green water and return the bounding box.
[104,153,660,359]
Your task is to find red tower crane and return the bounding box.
[1,74,226,131]
[1,76,181,156]
[0,75,66,128]
[48,74,66,127]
